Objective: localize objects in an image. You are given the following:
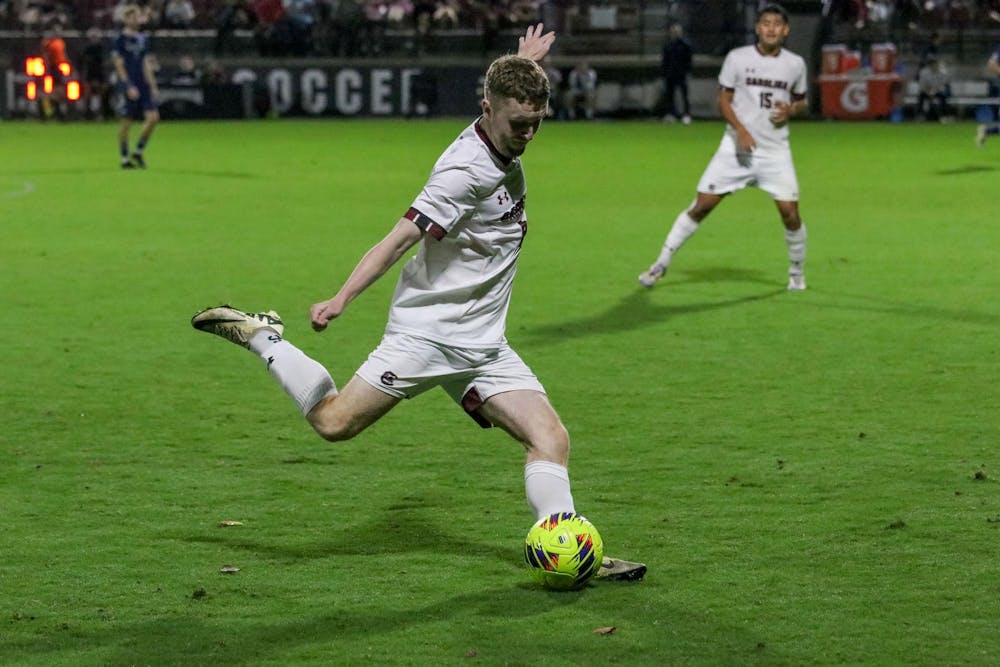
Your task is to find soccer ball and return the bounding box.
[524,512,604,590]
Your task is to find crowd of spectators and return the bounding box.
[826,0,1000,32]
[0,1,545,34]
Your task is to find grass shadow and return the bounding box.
[518,267,786,347]
[6,587,792,667]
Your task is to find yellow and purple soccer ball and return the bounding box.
[524,512,604,590]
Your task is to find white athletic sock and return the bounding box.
[655,210,700,267]
[524,460,575,519]
[258,338,338,415]
[785,224,807,274]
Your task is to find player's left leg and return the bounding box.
[479,390,646,581]
[478,389,574,518]
[132,108,159,168]
[775,199,806,291]
[118,117,134,168]
[977,123,999,147]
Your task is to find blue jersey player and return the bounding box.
[111,5,160,168]
[976,43,1000,148]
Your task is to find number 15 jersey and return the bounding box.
[719,45,807,153]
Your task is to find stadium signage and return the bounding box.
[229,65,481,117]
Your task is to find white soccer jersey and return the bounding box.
[385,120,528,348]
[718,45,808,152]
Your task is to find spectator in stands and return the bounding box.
[169,53,201,85]
[540,55,563,118]
[283,0,317,55]
[661,22,693,124]
[330,0,364,57]
[214,1,253,55]
[362,0,389,56]
[203,57,226,84]
[39,22,71,119]
[413,0,435,53]
[916,53,950,121]
[918,31,942,72]
[433,0,460,29]
[566,59,596,120]
[162,0,196,28]
[82,26,108,119]
[892,0,921,30]
[975,41,1000,146]
[252,0,288,55]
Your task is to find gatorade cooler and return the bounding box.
[871,43,897,73]
[822,44,847,74]
[842,50,862,72]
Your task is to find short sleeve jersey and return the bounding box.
[386,120,528,348]
[718,45,808,153]
[111,32,152,88]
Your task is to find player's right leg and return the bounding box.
[638,191,722,288]
[191,304,400,441]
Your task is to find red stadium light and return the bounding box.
[26,81,37,100]
[25,57,46,77]
[43,75,54,94]
[66,81,81,101]
[58,62,71,77]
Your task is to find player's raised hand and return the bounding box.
[310,298,344,332]
[517,23,556,62]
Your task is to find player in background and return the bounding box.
[638,3,809,291]
[111,4,159,169]
[192,24,646,582]
[40,23,70,120]
[975,43,1000,147]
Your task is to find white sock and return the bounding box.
[524,460,575,519]
[655,210,700,267]
[256,337,338,415]
[785,224,807,274]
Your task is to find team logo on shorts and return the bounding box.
[380,371,398,386]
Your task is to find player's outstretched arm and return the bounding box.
[517,23,556,62]
[310,218,423,331]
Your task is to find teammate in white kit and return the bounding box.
[192,24,645,581]
[639,3,810,291]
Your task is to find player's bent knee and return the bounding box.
[308,410,361,443]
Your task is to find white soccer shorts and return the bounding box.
[355,332,545,428]
[696,133,800,202]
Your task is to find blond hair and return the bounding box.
[484,55,550,108]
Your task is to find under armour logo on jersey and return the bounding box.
[380,371,398,386]
[497,192,511,206]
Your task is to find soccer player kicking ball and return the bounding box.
[192,24,644,584]
[639,3,809,291]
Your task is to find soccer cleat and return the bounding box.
[976,124,987,148]
[121,159,135,169]
[638,263,666,288]
[787,273,807,291]
[596,557,647,581]
[191,305,284,349]
[131,152,146,168]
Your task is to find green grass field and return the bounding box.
[2,116,998,666]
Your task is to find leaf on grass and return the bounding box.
[593,626,616,636]
[220,565,240,574]
[218,520,244,527]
